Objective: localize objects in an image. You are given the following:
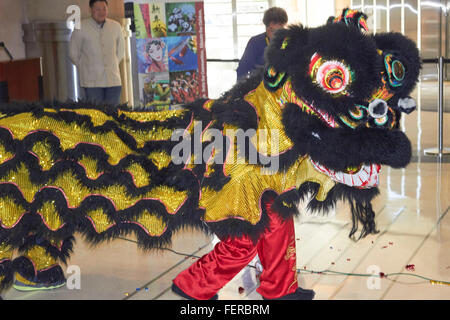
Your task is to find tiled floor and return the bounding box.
[2,81,450,300]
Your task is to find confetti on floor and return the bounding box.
[405,264,416,271]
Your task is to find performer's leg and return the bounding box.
[172,234,258,300]
[256,201,315,300]
[104,86,122,106]
[83,87,104,104]
[256,209,298,299]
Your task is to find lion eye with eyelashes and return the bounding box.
[384,53,406,88]
[309,52,353,96]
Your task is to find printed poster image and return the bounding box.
[170,70,200,104]
[149,3,167,37]
[139,73,171,110]
[134,3,150,39]
[136,38,169,74]
[166,2,196,36]
[166,36,198,72]
[127,0,207,108]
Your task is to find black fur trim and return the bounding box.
[297,182,379,240]
[219,68,264,103]
[209,99,259,132]
[12,256,66,285]
[18,235,75,265]
[0,259,14,291]
[281,103,412,171]
[372,32,422,107]
[271,189,301,220]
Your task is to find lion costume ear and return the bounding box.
[264,24,309,73]
[372,32,422,101]
[333,8,369,33]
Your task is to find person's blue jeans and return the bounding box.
[82,86,122,106]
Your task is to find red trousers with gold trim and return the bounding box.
[173,201,298,300]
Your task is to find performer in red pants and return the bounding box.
[172,199,315,300]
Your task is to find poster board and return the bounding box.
[125,0,207,110]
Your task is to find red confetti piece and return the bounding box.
[381,246,388,249]
[379,272,386,278]
[238,287,245,294]
[389,242,394,245]
[346,258,351,261]
[405,264,415,271]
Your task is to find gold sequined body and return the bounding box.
[0,107,193,251]
[199,80,335,224]
[0,79,335,277]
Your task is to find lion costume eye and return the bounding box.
[309,53,352,95]
[384,53,405,87]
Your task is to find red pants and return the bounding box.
[173,201,298,300]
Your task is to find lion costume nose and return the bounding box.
[368,99,388,118]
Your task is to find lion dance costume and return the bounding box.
[0,10,420,299]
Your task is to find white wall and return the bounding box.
[24,0,125,22]
[296,0,336,27]
[0,0,26,61]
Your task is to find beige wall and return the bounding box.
[24,0,125,22]
[335,0,352,16]
[0,0,26,62]
[274,0,351,26]
[0,0,125,62]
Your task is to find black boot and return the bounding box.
[263,287,315,300]
[171,283,218,300]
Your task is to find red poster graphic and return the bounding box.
[140,4,152,39]
[195,1,208,98]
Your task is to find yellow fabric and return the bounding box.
[200,80,335,224]
[1,161,187,213]
[25,246,58,271]
[0,195,26,228]
[118,109,187,122]
[0,113,134,166]
[31,141,55,171]
[148,151,173,170]
[201,155,335,224]
[86,208,116,233]
[37,201,65,231]
[0,243,13,260]
[244,82,294,155]
[132,210,167,236]
[126,162,150,188]
[78,156,102,180]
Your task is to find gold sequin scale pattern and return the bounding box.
[0,108,193,244]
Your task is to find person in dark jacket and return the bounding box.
[236,7,288,80]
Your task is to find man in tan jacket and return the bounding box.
[69,0,125,105]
